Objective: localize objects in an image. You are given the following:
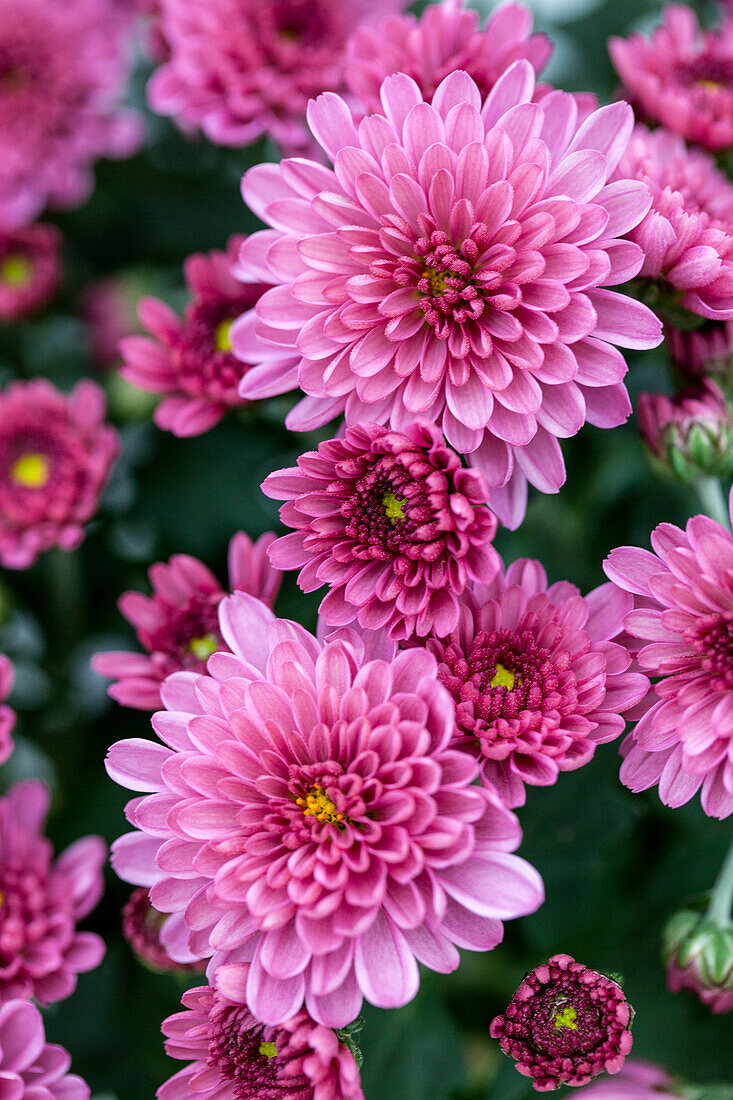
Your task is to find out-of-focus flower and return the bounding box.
[81,274,147,371]
[637,380,733,482]
[122,888,203,973]
[106,593,544,1028]
[664,909,733,1014]
[0,654,14,766]
[0,0,141,227]
[610,5,733,153]
[0,223,62,321]
[418,558,648,807]
[93,530,282,710]
[489,954,633,1092]
[668,320,733,388]
[0,379,119,570]
[235,66,661,529]
[573,1060,681,1099]
[147,0,409,156]
[263,420,500,640]
[0,999,91,1098]
[0,780,106,1005]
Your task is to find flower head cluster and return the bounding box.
[0,223,61,321]
[489,954,633,1091]
[0,780,106,1004]
[419,558,648,807]
[0,379,119,569]
[93,530,282,710]
[236,65,662,528]
[0,655,14,767]
[107,593,543,1028]
[263,421,500,640]
[122,888,203,974]
[0,999,91,1099]
[637,379,733,483]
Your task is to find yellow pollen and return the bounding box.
[696,79,725,92]
[296,784,345,825]
[490,662,519,691]
[10,452,50,489]
[554,1005,578,1030]
[259,1041,278,1058]
[188,633,219,661]
[382,491,407,524]
[0,254,32,288]
[214,318,234,353]
[424,265,456,295]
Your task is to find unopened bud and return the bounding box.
[663,909,733,1014]
[637,380,733,482]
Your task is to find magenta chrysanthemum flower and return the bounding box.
[122,888,203,973]
[0,223,62,321]
[263,420,500,640]
[158,970,363,1099]
[0,0,141,227]
[489,954,633,1092]
[93,530,282,710]
[0,780,106,1004]
[0,654,15,767]
[148,0,409,157]
[107,593,544,1027]
[235,66,662,528]
[570,1060,679,1099]
[417,558,648,807]
[604,490,733,818]
[0,379,119,570]
[0,999,91,1099]
[609,5,733,153]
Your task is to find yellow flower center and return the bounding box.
[0,254,32,288]
[554,1005,578,1030]
[382,491,407,524]
[696,79,725,92]
[214,318,234,353]
[188,633,219,661]
[490,663,520,691]
[424,266,455,295]
[10,452,50,489]
[296,784,345,825]
[259,1041,278,1058]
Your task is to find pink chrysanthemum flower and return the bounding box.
[235,66,662,528]
[148,0,409,157]
[0,780,106,1004]
[0,654,15,767]
[572,1060,679,1099]
[609,5,733,153]
[123,888,203,974]
[93,530,282,710]
[263,420,500,640]
[0,379,119,570]
[490,954,633,1092]
[0,0,141,228]
[604,490,733,818]
[0,999,91,1099]
[417,558,648,807]
[158,970,363,1099]
[107,593,544,1027]
[667,320,733,387]
[0,224,62,322]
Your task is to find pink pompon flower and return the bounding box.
[0,780,106,1005]
[609,5,733,153]
[262,420,500,640]
[148,0,409,157]
[573,1060,680,1099]
[0,379,119,570]
[418,558,648,807]
[346,0,551,114]
[0,0,141,228]
[122,888,204,973]
[120,236,280,437]
[235,66,662,530]
[617,126,733,321]
[106,592,544,1028]
[0,999,91,1099]
[93,530,283,710]
[489,954,634,1092]
[604,489,733,818]
[0,223,62,322]
[158,971,364,1099]
[0,654,15,767]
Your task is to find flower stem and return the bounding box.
[695,477,731,530]
[707,834,733,928]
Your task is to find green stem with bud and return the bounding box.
[707,834,733,928]
[695,477,731,531]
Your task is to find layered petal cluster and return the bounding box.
[667,320,733,387]
[609,5,733,153]
[418,558,647,806]
[120,236,279,437]
[236,66,662,528]
[122,888,203,973]
[573,1060,680,1099]
[0,654,14,767]
[0,379,119,569]
[0,0,141,227]
[618,126,733,321]
[148,0,409,156]
[93,530,282,710]
[0,224,62,321]
[0,999,91,1099]
[159,971,363,1099]
[263,420,500,640]
[604,491,733,817]
[0,781,106,1004]
[107,593,544,1028]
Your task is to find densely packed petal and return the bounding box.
[0,223,62,321]
[0,999,91,1098]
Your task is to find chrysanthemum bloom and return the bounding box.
[490,954,633,1092]
[637,379,733,483]
[0,0,141,227]
[664,909,733,1014]
[0,999,91,1099]
[0,654,15,767]
[158,972,364,1099]
[418,558,648,807]
[667,320,733,388]
[263,421,500,640]
[609,5,733,153]
[93,530,282,710]
[0,780,106,1004]
[573,1060,680,1099]
[123,888,203,973]
[0,224,62,321]
[148,0,409,157]
[235,66,662,528]
[604,491,733,818]
[0,379,119,570]
[617,126,733,322]
[107,592,544,1027]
